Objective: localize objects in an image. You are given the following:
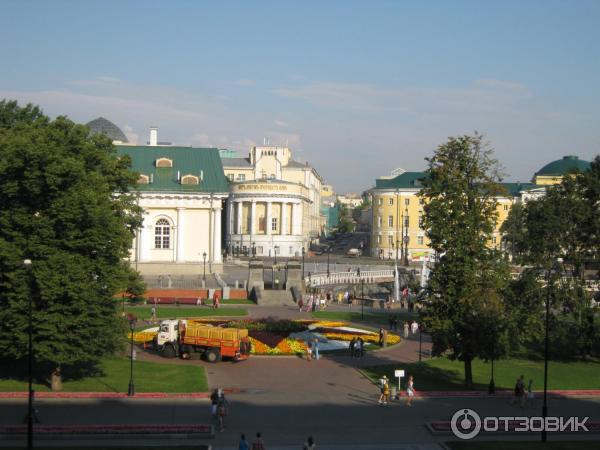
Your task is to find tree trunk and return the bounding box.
[51,367,63,391]
[464,358,473,389]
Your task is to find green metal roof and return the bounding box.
[375,171,428,189]
[498,182,539,196]
[116,145,229,193]
[536,155,591,176]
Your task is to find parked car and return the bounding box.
[347,248,361,257]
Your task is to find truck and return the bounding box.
[154,319,251,363]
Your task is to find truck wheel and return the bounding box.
[162,344,176,358]
[205,349,221,363]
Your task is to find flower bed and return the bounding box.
[132,318,400,355]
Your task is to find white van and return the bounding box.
[347,248,361,257]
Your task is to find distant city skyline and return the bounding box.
[1,0,599,192]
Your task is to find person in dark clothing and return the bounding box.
[349,337,356,357]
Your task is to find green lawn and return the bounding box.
[363,357,600,391]
[211,298,255,305]
[0,357,208,393]
[447,442,600,450]
[124,306,248,319]
[312,310,417,325]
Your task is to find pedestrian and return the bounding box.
[344,290,350,309]
[403,322,409,338]
[151,306,157,320]
[511,375,525,407]
[210,388,219,417]
[312,297,317,312]
[406,375,415,406]
[349,337,356,357]
[252,432,265,450]
[392,315,398,332]
[378,375,388,405]
[306,341,313,361]
[410,320,418,335]
[238,433,249,450]
[298,297,304,312]
[378,327,384,347]
[526,379,535,407]
[313,338,320,360]
[357,337,364,357]
[216,394,228,432]
[303,436,316,450]
[389,315,394,331]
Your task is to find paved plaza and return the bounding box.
[1,304,599,449]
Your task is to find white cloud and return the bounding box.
[273,119,287,127]
[272,79,533,115]
[235,78,255,87]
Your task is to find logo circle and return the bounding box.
[450,408,481,440]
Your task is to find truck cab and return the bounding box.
[156,319,183,347]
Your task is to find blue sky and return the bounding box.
[2,0,599,192]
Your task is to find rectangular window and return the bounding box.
[236,174,246,181]
[417,236,424,245]
[289,246,293,255]
[378,198,383,206]
[418,215,424,228]
[388,198,394,205]
[227,174,234,181]
[256,246,263,255]
[405,198,410,206]
[377,216,382,227]
[503,204,509,211]
[388,215,393,227]
[388,235,393,245]
[377,235,382,244]
[272,217,278,231]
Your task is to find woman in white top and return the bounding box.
[406,375,415,406]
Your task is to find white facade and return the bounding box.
[131,193,227,269]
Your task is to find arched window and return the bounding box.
[155,157,173,168]
[154,218,171,249]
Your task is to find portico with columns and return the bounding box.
[227,180,310,257]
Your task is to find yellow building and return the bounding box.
[222,145,326,257]
[370,156,592,261]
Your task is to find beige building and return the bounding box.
[222,145,326,257]
[370,156,592,262]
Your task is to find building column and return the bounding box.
[236,201,243,234]
[212,205,222,263]
[137,226,145,262]
[139,214,150,261]
[250,201,256,235]
[281,202,288,235]
[266,201,272,235]
[176,207,185,262]
[227,200,233,236]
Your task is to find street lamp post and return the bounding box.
[326,247,331,279]
[127,314,136,396]
[419,323,423,362]
[361,278,365,320]
[542,259,561,443]
[23,259,34,450]
[488,325,496,394]
[202,252,207,282]
[301,247,305,280]
[403,208,409,266]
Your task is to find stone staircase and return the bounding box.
[253,287,296,306]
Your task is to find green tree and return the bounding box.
[516,164,599,359]
[0,100,142,388]
[419,134,511,387]
[499,202,527,263]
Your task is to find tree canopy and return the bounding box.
[419,134,512,387]
[0,100,142,385]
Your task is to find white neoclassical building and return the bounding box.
[222,145,326,257]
